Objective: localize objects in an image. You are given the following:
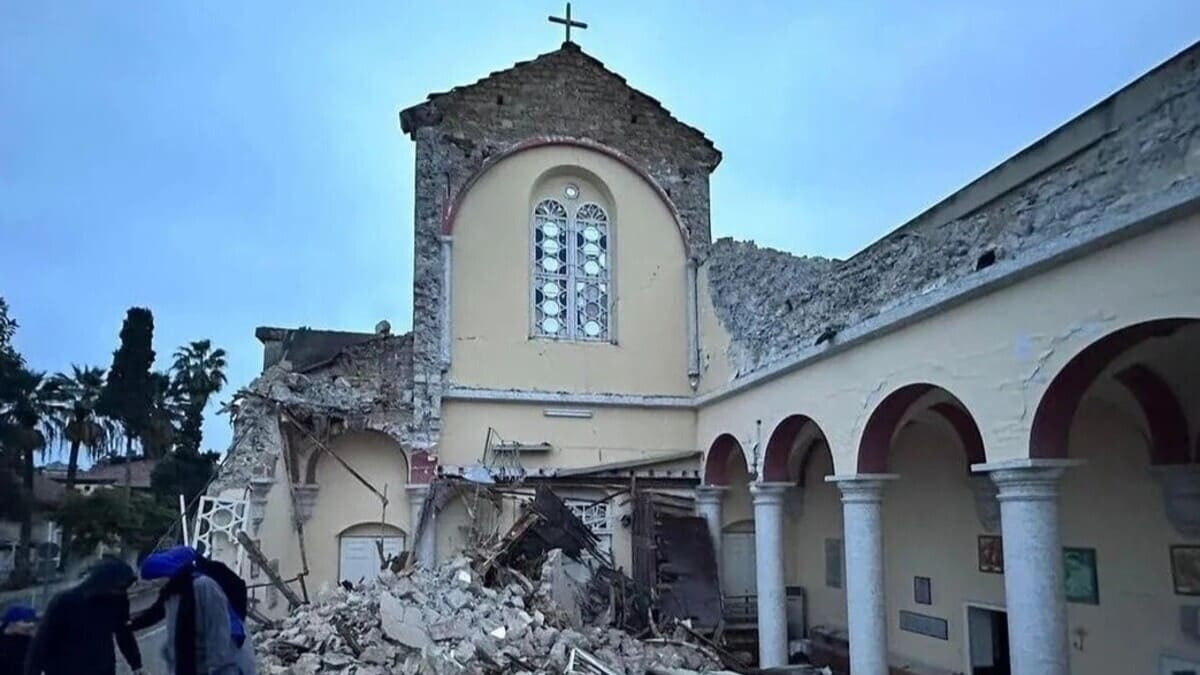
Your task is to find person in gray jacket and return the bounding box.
[138,546,255,675]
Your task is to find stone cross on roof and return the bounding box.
[548,2,588,44]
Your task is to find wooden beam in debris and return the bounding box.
[281,409,390,505]
[237,531,304,609]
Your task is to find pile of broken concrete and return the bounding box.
[255,554,729,675]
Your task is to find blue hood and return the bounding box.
[140,545,198,580]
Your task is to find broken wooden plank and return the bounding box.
[237,530,303,609]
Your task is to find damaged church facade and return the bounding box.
[208,38,1200,675]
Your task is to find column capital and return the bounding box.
[750,481,791,504]
[406,483,432,502]
[972,458,1081,502]
[694,484,728,501]
[826,473,897,504]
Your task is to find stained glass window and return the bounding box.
[533,199,569,338]
[531,195,611,341]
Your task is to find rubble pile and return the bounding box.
[255,555,725,675]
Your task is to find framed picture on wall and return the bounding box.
[825,538,843,589]
[978,535,1004,574]
[914,576,932,605]
[1063,547,1099,604]
[1171,545,1200,596]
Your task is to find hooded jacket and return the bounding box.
[0,605,36,675]
[137,546,249,675]
[23,558,142,675]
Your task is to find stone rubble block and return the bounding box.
[254,554,725,674]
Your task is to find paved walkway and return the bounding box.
[116,625,168,675]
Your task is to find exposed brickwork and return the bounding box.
[706,46,1200,377]
[401,42,722,448]
[211,330,417,493]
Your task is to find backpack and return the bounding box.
[196,557,248,620]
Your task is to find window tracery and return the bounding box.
[532,192,611,341]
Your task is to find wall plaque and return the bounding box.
[825,538,843,589]
[899,610,949,640]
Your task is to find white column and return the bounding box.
[406,484,436,567]
[751,482,789,668]
[828,474,896,675]
[973,459,1078,675]
[694,485,726,568]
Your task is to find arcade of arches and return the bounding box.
[701,319,1200,674]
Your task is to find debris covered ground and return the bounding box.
[254,553,728,674]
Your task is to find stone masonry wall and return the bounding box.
[706,45,1200,377]
[211,331,416,494]
[403,43,722,447]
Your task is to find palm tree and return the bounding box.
[51,366,111,490]
[171,340,227,454]
[0,366,64,584]
[50,366,111,569]
[141,371,180,459]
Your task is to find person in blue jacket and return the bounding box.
[0,605,36,675]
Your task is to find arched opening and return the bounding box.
[858,384,999,668]
[858,383,985,473]
[703,434,757,625]
[1029,318,1200,673]
[302,430,411,591]
[337,521,406,586]
[762,415,846,645]
[703,433,745,486]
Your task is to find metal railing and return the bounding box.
[723,593,758,625]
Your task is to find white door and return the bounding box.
[339,536,403,585]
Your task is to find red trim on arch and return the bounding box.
[703,434,744,486]
[930,403,986,466]
[1115,365,1191,465]
[857,384,933,473]
[440,136,691,251]
[858,384,986,473]
[762,415,825,482]
[1030,319,1193,459]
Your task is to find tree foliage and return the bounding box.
[55,489,175,557]
[0,365,66,584]
[171,340,227,454]
[151,449,219,507]
[97,307,155,494]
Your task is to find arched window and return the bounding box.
[532,188,612,341]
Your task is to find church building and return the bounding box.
[206,24,1200,675]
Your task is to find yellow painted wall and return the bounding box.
[696,261,735,394]
[881,422,1006,672]
[439,400,697,470]
[698,213,1200,473]
[1060,400,1200,673]
[449,145,692,395]
[301,431,410,594]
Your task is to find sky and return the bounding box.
[2,1,1198,456]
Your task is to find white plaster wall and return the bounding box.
[697,212,1200,472]
[449,145,693,395]
[783,446,848,633]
